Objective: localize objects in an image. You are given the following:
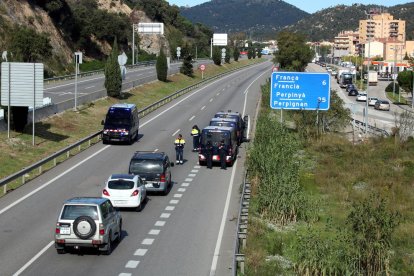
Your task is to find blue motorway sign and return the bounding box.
[270,72,330,110]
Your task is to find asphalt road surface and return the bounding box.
[0,60,271,276]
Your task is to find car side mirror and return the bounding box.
[101,119,105,125]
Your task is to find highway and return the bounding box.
[44,60,209,104]
[0,60,271,276]
[308,63,397,132]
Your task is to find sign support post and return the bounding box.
[7,62,10,139]
[33,63,36,146]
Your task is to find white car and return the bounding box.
[102,174,147,211]
[368,97,379,106]
[356,93,367,102]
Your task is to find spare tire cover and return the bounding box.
[73,216,96,240]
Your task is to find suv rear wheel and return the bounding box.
[102,231,112,255]
[73,216,96,240]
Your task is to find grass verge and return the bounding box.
[0,58,264,196]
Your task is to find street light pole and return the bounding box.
[365,11,372,134]
[393,46,397,97]
[399,46,402,103]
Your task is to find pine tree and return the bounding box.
[180,54,193,77]
[233,46,240,62]
[225,47,230,63]
[156,47,168,82]
[104,38,122,98]
[212,47,221,65]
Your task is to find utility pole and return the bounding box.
[365,10,372,135]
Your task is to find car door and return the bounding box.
[138,176,146,201]
[106,201,118,240]
[165,157,171,184]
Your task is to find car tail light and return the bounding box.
[55,223,60,234]
[131,189,139,197]
[102,189,110,196]
[228,147,233,155]
[160,174,166,183]
[99,223,105,236]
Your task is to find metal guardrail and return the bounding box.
[351,119,390,137]
[0,61,262,194]
[233,170,250,275]
[44,61,156,83]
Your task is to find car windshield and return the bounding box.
[105,109,130,126]
[214,114,240,122]
[108,180,135,190]
[61,205,98,220]
[129,159,163,174]
[201,131,231,146]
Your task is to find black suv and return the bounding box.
[128,152,173,195]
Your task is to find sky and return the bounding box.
[167,0,412,14]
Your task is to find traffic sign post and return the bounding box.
[176,47,181,60]
[200,64,205,79]
[270,72,330,110]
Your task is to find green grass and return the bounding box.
[0,58,264,196]
[386,91,409,105]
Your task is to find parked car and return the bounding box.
[55,197,122,255]
[129,151,173,195]
[346,84,356,92]
[368,97,379,106]
[102,174,147,212]
[356,93,367,101]
[374,100,391,111]
[331,70,337,77]
[348,89,358,96]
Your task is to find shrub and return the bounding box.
[385,82,399,93]
[104,38,122,97]
[156,47,168,82]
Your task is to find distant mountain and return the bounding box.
[284,3,414,41]
[180,0,309,38]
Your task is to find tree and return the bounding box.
[247,48,253,59]
[257,48,262,58]
[224,47,230,63]
[212,47,221,65]
[156,46,168,82]
[104,38,122,97]
[273,31,313,72]
[233,46,240,62]
[252,48,256,59]
[180,54,193,77]
[10,26,52,62]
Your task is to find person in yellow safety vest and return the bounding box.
[174,134,186,164]
[191,125,200,152]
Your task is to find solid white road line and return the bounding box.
[209,160,238,276]
[13,240,54,276]
[242,69,270,117]
[172,129,180,137]
[134,248,148,256]
[0,146,110,216]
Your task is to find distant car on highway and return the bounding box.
[55,197,122,255]
[129,151,173,195]
[356,93,367,101]
[374,100,391,111]
[368,97,379,106]
[346,84,356,92]
[102,174,147,212]
[331,70,337,77]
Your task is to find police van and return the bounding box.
[198,126,238,166]
[214,111,248,144]
[102,103,139,144]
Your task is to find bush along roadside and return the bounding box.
[243,81,403,275]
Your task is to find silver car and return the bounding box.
[374,100,391,111]
[55,197,122,255]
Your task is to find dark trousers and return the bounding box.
[206,153,213,168]
[192,136,199,150]
[176,148,183,161]
[219,152,227,169]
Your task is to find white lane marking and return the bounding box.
[188,174,196,177]
[209,98,213,102]
[155,221,166,227]
[13,240,54,276]
[169,199,179,204]
[194,165,201,169]
[177,188,186,192]
[185,178,193,182]
[172,129,180,137]
[153,148,159,152]
[125,260,140,268]
[134,248,148,256]
[216,92,220,96]
[209,160,238,276]
[142,238,154,245]
[149,229,160,235]
[242,69,269,117]
[201,106,206,110]
[0,146,110,216]
[44,76,103,90]
[85,86,95,89]
[189,115,195,121]
[160,213,171,218]
[165,206,175,211]
[181,183,190,187]
[191,169,199,173]
[119,273,131,276]
[173,194,183,198]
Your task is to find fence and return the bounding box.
[0,61,262,194]
[351,119,390,137]
[233,170,251,275]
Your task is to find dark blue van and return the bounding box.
[102,103,139,144]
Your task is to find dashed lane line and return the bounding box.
[142,238,154,245]
[173,194,183,198]
[160,213,171,218]
[155,221,166,227]
[177,188,186,193]
[165,206,175,211]
[169,199,179,204]
[125,260,140,269]
[149,229,161,235]
[181,183,190,187]
[134,249,148,256]
[184,178,193,182]
[172,129,180,136]
[189,115,195,121]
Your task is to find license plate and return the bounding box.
[152,183,160,188]
[60,227,70,235]
[213,156,219,161]
[111,138,120,141]
[114,200,126,204]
